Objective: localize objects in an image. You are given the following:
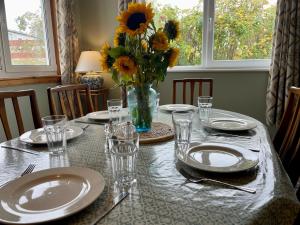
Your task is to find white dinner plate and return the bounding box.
[159,104,197,112]
[19,126,83,145]
[0,167,105,224]
[203,117,257,131]
[177,143,258,173]
[86,109,128,121]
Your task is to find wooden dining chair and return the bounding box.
[0,89,42,140]
[47,84,94,120]
[173,78,213,105]
[273,86,300,187]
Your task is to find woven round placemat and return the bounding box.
[139,122,174,144]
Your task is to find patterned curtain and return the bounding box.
[118,0,145,106]
[266,0,300,126]
[54,0,80,84]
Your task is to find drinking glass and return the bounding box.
[109,122,139,189]
[198,96,213,121]
[172,111,194,153]
[42,115,67,155]
[107,99,123,124]
[104,120,117,153]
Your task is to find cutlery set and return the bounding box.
[0,164,36,187]
[179,168,256,194]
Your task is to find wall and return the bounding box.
[0,83,57,142]
[77,0,269,125]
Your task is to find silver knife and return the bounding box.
[90,192,129,225]
[1,145,40,155]
[74,120,105,125]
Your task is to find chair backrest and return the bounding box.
[0,89,42,140]
[273,86,300,186]
[47,84,94,120]
[173,78,213,105]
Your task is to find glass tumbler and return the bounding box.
[172,111,194,153]
[198,96,213,122]
[109,122,139,189]
[107,99,123,124]
[42,115,67,155]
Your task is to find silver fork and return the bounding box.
[179,169,256,194]
[0,164,36,187]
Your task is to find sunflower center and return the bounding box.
[127,13,146,30]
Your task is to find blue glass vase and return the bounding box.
[127,84,157,132]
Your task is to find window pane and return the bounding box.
[149,0,203,66]
[214,0,276,60]
[4,0,49,65]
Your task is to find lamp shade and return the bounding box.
[75,51,101,73]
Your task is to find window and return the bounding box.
[0,0,56,75]
[150,0,276,70]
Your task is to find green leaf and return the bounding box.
[108,47,127,58]
[112,69,120,84]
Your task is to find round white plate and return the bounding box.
[0,167,105,224]
[159,104,197,112]
[19,126,83,145]
[86,109,128,121]
[177,143,258,173]
[203,117,257,131]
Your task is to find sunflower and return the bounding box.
[164,20,180,40]
[113,56,137,75]
[150,31,169,51]
[100,42,114,72]
[167,48,179,67]
[114,28,126,47]
[117,3,154,36]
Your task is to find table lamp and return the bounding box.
[75,51,104,90]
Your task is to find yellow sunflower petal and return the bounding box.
[151,31,169,51]
[100,42,113,71]
[117,3,154,36]
[113,56,137,75]
[168,48,179,67]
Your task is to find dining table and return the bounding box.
[0,108,299,225]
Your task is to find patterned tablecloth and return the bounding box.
[0,109,299,225]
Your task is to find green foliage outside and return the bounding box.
[151,0,276,65]
[10,9,47,65]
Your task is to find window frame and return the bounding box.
[0,0,57,75]
[164,0,273,71]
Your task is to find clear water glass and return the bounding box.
[109,122,139,189]
[107,99,123,124]
[172,111,194,153]
[198,96,213,121]
[104,120,117,153]
[42,115,67,155]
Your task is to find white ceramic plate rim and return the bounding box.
[177,143,258,173]
[159,104,196,112]
[19,126,83,145]
[203,117,257,131]
[0,167,105,224]
[86,109,128,121]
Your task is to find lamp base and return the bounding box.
[80,73,104,90]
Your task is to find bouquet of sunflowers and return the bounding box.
[100,2,179,86]
[100,2,179,132]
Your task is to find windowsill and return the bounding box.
[0,75,61,87]
[167,66,270,73]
